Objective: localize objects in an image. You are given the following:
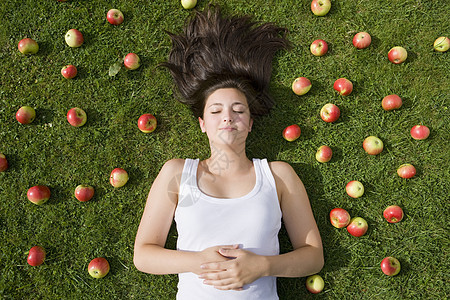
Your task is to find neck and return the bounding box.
[205,141,251,176]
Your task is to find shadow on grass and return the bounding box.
[33,108,54,125]
[46,184,66,205]
[404,50,418,65]
[35,41,52,58]
[83,108,104,127]
[308,78,326,97]
[329,146,343,162]
[370,35,382,50]
[124,166,145,188]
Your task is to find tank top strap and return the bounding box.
[179,159,199,202]
[256,158,277,190]
[180,159,198,182]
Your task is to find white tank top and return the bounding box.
[174,158,282,300]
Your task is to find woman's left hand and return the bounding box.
[198,246,268,290]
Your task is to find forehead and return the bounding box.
[205,88,248,107]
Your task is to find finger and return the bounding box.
[217,244,239,249]
[198,270,226,280]
[200,261,227,271]
[213,282,244,291]
[218,248,241,258]
[202,277,242,290]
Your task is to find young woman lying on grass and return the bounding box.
[134,5,323,299]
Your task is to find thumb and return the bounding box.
[219,244,239,250]
[219,246,240,258]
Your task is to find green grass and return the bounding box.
[1,0,449,299]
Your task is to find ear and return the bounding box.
[198,117,206,133]
[248,118,254,132]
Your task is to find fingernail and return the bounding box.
[200,264,206,269]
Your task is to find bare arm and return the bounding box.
[133,159,234,275]
[265,161,324,277]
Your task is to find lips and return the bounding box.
[219,126,237,131]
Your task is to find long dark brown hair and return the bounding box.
[160,5,291,118]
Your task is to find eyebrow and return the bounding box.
[208,102,247,108]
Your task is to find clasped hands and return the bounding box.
[196,245,268,291]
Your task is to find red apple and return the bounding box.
[320,103,340,123]
[61,65,77,79]
[27,246,46,266]
[310,39,328,56]
[138,114,157,133]
[124,53,140,70]
[110,168,129,187]
[397,163,416,179]
[346,217,368,237]
[107,9,124,25]
[333,78,353,96]
[65,29,84,48]
[292,77,312,96]
[305,274,325,294]
[181,0,197,9]
[0,153,8,172]
[74,184,95,202]
[380,256,401,276]
[282,124,301,142]
[410,125,430,140]
[352,32,371,49]
[346,180,364,198]
[382,94,402,111]
[88,257,110,278]
[388,46,407,64]
[16,106,36,124]
[310,0,331,16]
[27,185,51,205]
[315,145,332,163]
[433,36,450,52]
[18,38,39,55]
[329,208,350,228]
[363,136,383,155]
[67,107,87,127]
[383,205,404,223]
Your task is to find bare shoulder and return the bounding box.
[268,160,306,201]
[161,158,185,173]
[152,158,186,194]
[268,161,298,179]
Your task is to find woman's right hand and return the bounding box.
[194,245,239,275]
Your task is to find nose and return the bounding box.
[223,111,233,123]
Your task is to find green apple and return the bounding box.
[18,38,39,55]
[433,36,449,52]
[65,29,84,47]
[311,0,331,16]
[181,0,197,9]
[110,168,129,187]
[306,274,324,293]
[346,180,364,198]
[363,136,383,155]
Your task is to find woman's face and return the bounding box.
[199,88,253,146]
